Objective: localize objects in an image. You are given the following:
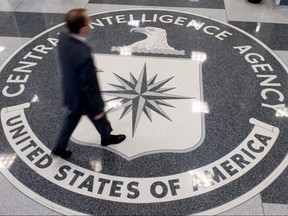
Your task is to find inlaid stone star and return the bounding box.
[102,63,192,136]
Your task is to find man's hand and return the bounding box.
[94,112,105,120]
[95,67,104,72]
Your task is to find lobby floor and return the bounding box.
[0,0,288,215]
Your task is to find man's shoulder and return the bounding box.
[59,32,82,45]
[59,32,70,42]
[59,33,88,53]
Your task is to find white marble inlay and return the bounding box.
[224,0,288,24]
[72,55,204,158]
[15,0,89,13]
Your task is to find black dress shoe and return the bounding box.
[101,134,126,146]
[51,150,72,159]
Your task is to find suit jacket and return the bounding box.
[58,32,104,116]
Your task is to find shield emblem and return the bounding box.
[71,54,205,158]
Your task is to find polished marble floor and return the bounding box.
[0,0,288,215]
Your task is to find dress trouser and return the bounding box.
[52,110,112,154]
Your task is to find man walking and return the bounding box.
[52,8,125,159]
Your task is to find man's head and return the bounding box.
[65,8,91,36]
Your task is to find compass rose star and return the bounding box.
[102,63,192,136]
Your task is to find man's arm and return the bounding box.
[77,56,105,117]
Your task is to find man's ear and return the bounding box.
[78,26,85,36]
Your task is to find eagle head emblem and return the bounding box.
[111,26,185,55]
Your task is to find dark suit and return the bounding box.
[52,32,112,154]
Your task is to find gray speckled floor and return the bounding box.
[0,0,287,215]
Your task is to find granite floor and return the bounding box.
[0,0,288,215]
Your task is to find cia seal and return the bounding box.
[0,9,287,215]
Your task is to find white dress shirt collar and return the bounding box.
[69,33,87,43]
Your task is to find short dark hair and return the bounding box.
[65,8,87,34]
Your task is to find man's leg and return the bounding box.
[52,111,81,155]
[87,114,126,146]
[87,114,112,140]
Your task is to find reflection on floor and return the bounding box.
[0,0,287,215]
